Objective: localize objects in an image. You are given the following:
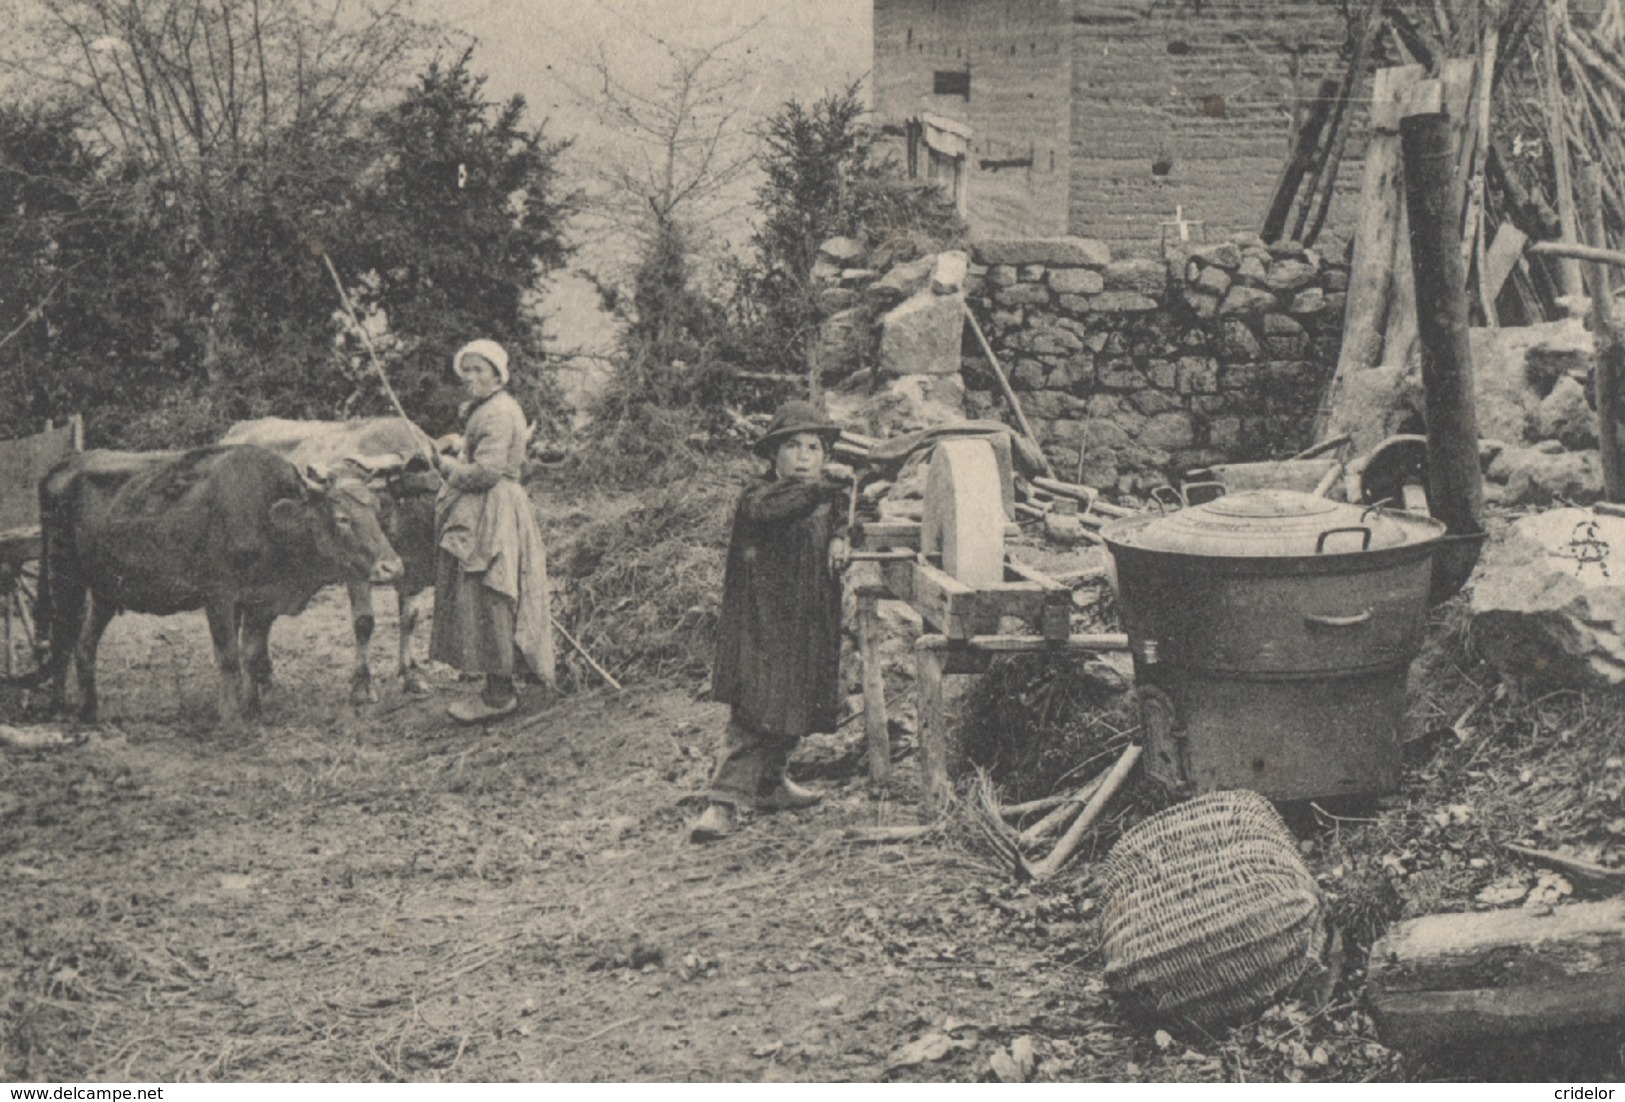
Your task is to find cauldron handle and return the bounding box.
[1178,480,1227,507]
[1315,526,1373,553]
[1149,486,1184,513]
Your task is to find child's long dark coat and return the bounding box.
[711,474,845,738]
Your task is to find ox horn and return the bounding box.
[302,462,334,492]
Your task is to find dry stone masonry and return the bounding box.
[817,233,1348,499]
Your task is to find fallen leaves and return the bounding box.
[885,1031,976,1071]
[987,1035,1037,1082]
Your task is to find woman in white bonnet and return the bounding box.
[428,339,556,722]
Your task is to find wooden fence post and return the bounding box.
[1400,109,1485,601]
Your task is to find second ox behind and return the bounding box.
[35,444,404,722]
[220,417,440,703]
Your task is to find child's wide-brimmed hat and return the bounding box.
[754,399,844,458]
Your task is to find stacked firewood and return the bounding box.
[1267,0,1625,332]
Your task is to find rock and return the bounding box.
[869,255,938,307]
[878,291,966,377]
[1027,325,1084,356]
[1218,320,1262,360]
[1289,287,1326,315]
[1048,267,1105,295]
[818,236,866,265]
[1010,360,1046,390]
[1091,291,1158,313]
[1470,322,1587,443]
[1491,447,1603,506]
[1177,357,1219,394]
[1018,264,1047,282]
[1194,265,1232,297]
[1218,286,1278,315]
[1523,317,1595,395]
[858,373,967,437]
[815,306,869,375]
[986,264,1020,289]
[973,236,1112,269]
[811,259,842,283]
[1044,512,1088,546]
[1190,242,1242,270]
[840,268,881,286]
[994,283,1052,309]
[1141,411,1196,450]
[1230,231,1265,249]
[1265,258,1318,292]
[1185,289,1220,318]
[931,250,970,295]
[1237,255,1269,283]
[818,287,861,313]
[1323,268,1350,292]
[1470,509,1625,687]
[1056,293,1094,316]
[1104,257,1168,296]
[1048,356,1095,390]
[1535,375,1598,450]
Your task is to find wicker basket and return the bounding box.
[1096,789,1325,1031]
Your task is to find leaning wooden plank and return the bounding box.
[1368,900,1625,1055]
[1480,224,1528,309]
[1317,65,1425,442]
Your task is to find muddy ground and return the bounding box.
[2,496,1621,1083]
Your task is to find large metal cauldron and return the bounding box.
[1101,489,1447,801]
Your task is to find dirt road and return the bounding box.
[1,586,1157,1083]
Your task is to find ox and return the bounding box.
[34,444,404,722]
[219,417,439,703]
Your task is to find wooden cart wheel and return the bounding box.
[921,438,1006,587]
[3,559,46,680]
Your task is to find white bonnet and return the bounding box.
[453,339,510,385]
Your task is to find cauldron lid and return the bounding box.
[1102,488,1445,557]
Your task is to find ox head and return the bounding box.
[270,464,405,585]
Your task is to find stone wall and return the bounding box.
[963,234,1348,496]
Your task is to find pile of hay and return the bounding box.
[548,467,745,688]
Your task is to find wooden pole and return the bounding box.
[1400,110,1485,601]
[1577,160,1625,500]
[914,636,955,819]
[962,305,1058,479]
[1027,744,1142,880]
[1260,78,1339,243]
[1542,0,1585,309]
[857,594,892,783]
[1531,240,1625,268]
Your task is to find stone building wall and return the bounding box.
[870,0,1362,253]
[872,0,1074,237]
[962,234,1348,495]
[1066,0,1359,250]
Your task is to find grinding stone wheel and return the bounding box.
[921,438,1006,587]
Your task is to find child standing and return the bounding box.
[691,400,849,842]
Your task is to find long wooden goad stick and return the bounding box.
[318,250,624,692]
[320,252,423,440]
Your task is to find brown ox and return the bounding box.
[219,417,438,703]
[34,444,404,722]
